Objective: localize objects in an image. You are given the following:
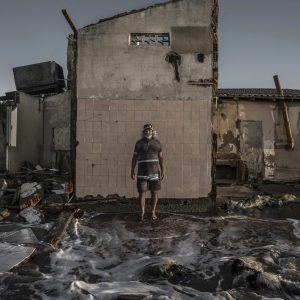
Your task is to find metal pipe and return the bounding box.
[62,9,78,34]
[273,75,294,150]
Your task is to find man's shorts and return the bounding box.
[137,179,161,193]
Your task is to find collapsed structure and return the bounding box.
[0,62,71,173]
[214,88,300,183]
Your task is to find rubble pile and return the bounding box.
[227,193,299,211]
[0,163,74,272]
[0,164,73,214]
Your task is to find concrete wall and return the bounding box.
[274,102,300,180]
[8,92,43,172]
[75,0,215,198]
[0,107,6,172]
[213,100,300,181]
[43,91,71,171]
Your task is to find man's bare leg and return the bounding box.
[139,191,146,221]
[151,191,158,220]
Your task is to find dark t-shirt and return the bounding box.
[133,137,162,180]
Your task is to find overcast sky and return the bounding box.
[0,0,299,95]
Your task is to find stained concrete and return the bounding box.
[213,100,300,182]
[43,91,71,171]
[74,0,216,199]
[76,0,213,100]
[7,93,43,172]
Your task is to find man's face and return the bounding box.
[144,128,153,140]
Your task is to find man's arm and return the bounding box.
[131,155,137,180]
[158,151,164,180]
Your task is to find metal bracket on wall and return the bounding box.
[165,51,181,82]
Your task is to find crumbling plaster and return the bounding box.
[213,100,300,181]
[77,0,213,101]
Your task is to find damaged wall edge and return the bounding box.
[62,9,78,191]
[211,0,219,201]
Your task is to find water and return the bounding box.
[1,205,300,300]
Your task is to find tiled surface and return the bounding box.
[76,99,211,198]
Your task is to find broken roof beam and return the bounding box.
[273,75,294,151]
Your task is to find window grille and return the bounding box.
[130,33,170,46]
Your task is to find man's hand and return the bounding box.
[131,169,135,180]
[160,171,165,180]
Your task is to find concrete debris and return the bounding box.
[19,182,43,210]
[282,194,297,202]
[19,207,43,224]
[0,243,35,273]
[0,208,10,221]
[0,228,39,244]
[232,257,264,275]
[140,259,195,284]
[227,193,298,210]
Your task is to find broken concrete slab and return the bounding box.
[0,243,35,273]
[19,182,43,210]
[0,228,39,244]
[19,207,43,224]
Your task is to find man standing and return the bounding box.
[131,124,164,221]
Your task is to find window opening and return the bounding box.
[130,33,170,46]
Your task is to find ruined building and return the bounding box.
[69,0,219,198]
[214,88,300,183]
[0,62,71,173]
